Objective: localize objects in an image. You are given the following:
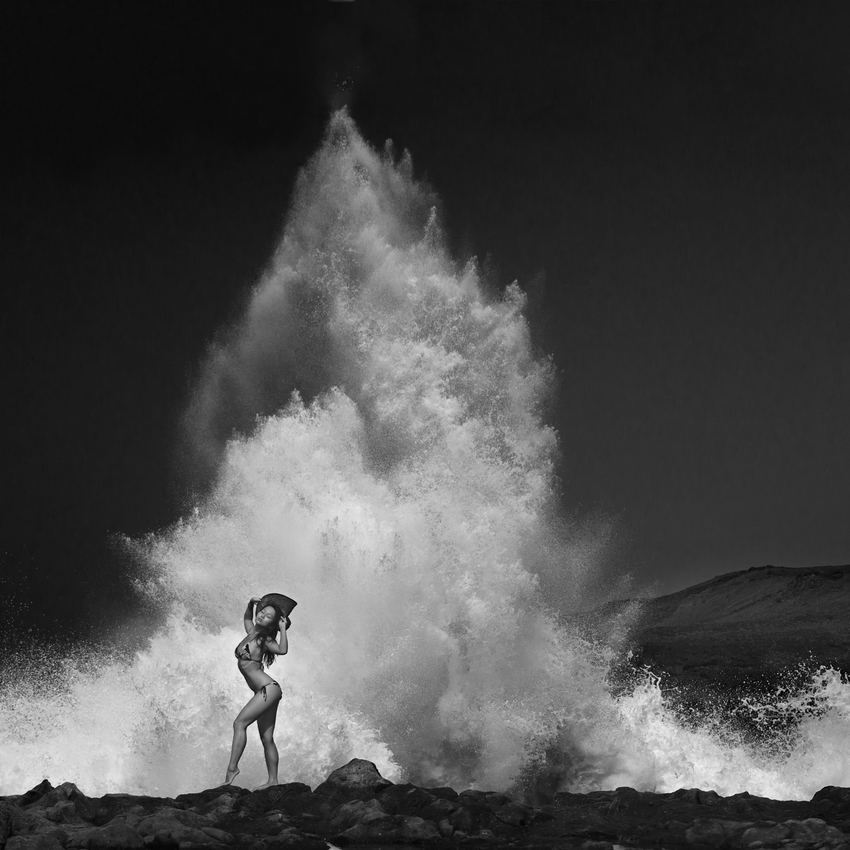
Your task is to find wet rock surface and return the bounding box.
[3,759,850,850]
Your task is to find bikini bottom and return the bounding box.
[259,681,281,702]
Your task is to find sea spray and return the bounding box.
[610,665,850,799]
[2,111,850,800]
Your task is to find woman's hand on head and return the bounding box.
[250,596,263,605]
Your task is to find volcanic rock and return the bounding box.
[313,758,393,804]
[1,804,14,846]
[3,758,850,849]
[234,784,316,817]
[5,837,66,850]
[63,823,144,850]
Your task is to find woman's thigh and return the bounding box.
[257,699,279,741]
[235,688,280,727]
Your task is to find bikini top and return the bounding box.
[234,635,264,665]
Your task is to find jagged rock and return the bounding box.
[448,805,483,834]
[135,807,211,833]
[5,837,64,850]
[145,825,215,846]
[132,806,220,846]
[396,816,441,842]
[15,783,54,809]
[0,805,37,842]
[424,788,459,803]
[492,801,535,828]
[106,807,149,830]
[65,823,145,849]
[6,763,850,850]
[235,785,315,817]
[262,831,327,850]
[812,786,850,808]
[785,817,845,844]
[333,800,396,840]
[458,790,488,806]
[328,799,390,833]
[685,817,747,846]
[24,784,98,824]
[175,788,250,811]
[552,789,581,807]
[337,813,440,843]
[725,792,763,819]
[662,818,692,839]
[1,786,100,850]
[738,822,791,846]
[263,826,307,847]
[91,796,180,828]
[419,797,459,822]
[191,795,244,820]
[1,802,17,847]
[375,784,458,821]
[671,788,724,807]
[4,810,68,845]
[436,818,453,837]
[42,802,78,824]
[313,760,393,804]
[456,789,516,834]
[199,827,235,844]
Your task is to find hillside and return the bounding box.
[595,563,850,690]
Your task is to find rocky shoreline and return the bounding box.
[3,759,850,850]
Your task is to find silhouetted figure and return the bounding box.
[226,593,297,788]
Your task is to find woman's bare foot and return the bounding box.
[254,779,279,791]
[225,766,240,785]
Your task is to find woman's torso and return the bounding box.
[235,633,277,691]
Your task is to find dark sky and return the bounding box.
[1,2,848,639]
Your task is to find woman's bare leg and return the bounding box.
[226,689,281,784]
[255,699,280,789]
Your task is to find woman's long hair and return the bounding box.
[255,608,288,667]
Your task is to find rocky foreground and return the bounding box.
[4,759,850,850]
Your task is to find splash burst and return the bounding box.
[3,113,850,800]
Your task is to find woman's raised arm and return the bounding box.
[269,618,289,655]
[244,597,261,633]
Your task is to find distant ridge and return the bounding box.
[597,563,850,688]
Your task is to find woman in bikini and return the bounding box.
[226,594,294,788]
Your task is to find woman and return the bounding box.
[226,595,291,788]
